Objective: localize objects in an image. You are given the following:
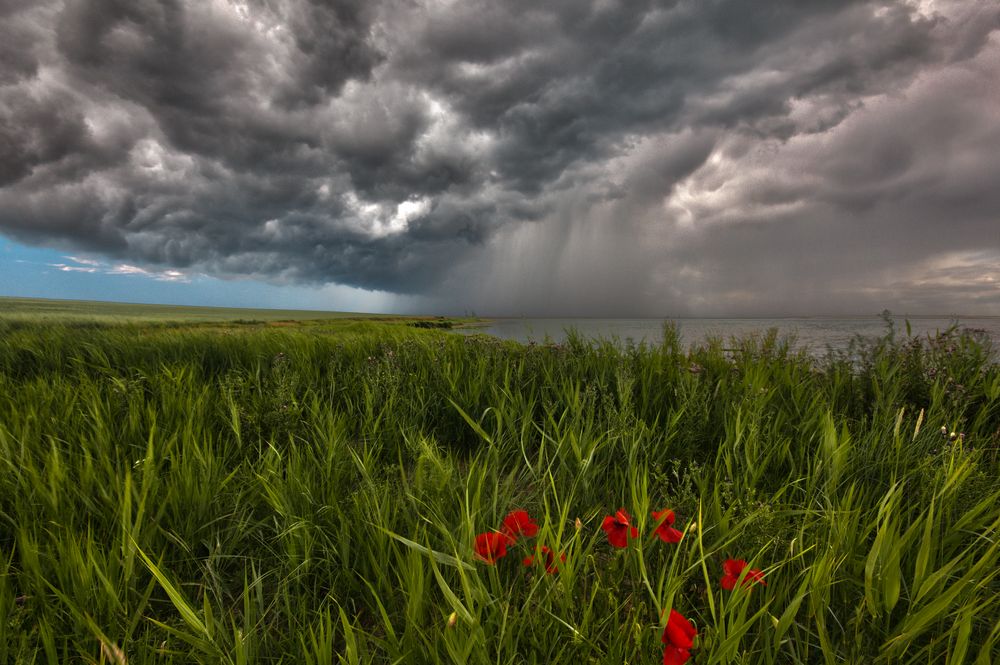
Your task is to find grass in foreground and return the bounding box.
[0,318,998,664]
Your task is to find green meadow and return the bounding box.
[0,297,399,324]
[1,301,999,663]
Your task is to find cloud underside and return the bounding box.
[48,255,189,281]
[1,0,998,314]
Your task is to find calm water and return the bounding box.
[456,317,1000,356]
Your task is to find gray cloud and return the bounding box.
[0,0,998,313]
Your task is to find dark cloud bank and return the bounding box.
[1,0,999,315]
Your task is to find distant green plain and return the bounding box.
[0,296,400,324]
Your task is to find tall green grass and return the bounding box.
[0,320,997,663]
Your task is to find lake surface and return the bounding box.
[457,316,1000,355]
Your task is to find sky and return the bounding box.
[1,0,999,316]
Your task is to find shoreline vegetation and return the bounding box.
[1,300,998,663]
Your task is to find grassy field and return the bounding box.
[1,306,999,663]
[0,297,402,324]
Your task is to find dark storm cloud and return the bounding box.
[0,0,998,311]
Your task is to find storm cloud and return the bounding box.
[1,0,998,313]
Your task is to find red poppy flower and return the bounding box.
[501,509,539,540]
[474,532,513,564]
[663,645,691,665]
[522,545,566,574]
[601,509,639,548]
[652,509,684,543]
[721,558,766,590]
[661,608,697,664]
